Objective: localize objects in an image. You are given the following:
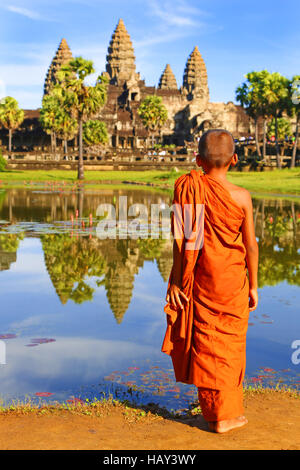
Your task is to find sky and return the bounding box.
[0,0,299,109]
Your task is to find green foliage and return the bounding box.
[0,233,24,252]
[83,120,109,146]
[0,96,24,131]
[289,75,300,116]
[40,89,63,136]
[138,95,168,134]
[236,70,270,119]
[55,58,108,179]
[137,238,166,259]
[56,60,108,122]
[268,117,292,140]
[41,234,107,304]
[256,204,300,287]
[153,144,176,150]
[0,149,7,171]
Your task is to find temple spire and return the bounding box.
[158,64,178,90]
[44,38,73,95]
[182,46,209,100]
[106,19,138,85]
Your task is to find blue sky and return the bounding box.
[0,0,299,109]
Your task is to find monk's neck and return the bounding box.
[203,168,229,183]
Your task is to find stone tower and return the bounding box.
[105,19,140,85]
[158,64,178,90]
[44,38,73,95]
[182,46,209,101]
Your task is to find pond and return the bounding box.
[0,184,299,413]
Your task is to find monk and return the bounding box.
[162,129,258,433]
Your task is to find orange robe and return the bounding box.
[162,170,249,421]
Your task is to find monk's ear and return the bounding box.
[230,153,238,166]
[196,154,202,167]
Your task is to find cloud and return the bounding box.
[147,0,206,28]
[5,4,58,22]
[133,31,188,51]
[5,5,44,20]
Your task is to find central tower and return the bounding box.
[105,19,140,85]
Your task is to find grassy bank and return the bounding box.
[0,386,298,419]
[0,168,299,195]
[0,389,299,450]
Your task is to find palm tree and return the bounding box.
[268,117,292,142]
[138,95,168,148]
[236,80,262,157]
[56,57,108,179]
[0,97,24,152]
[289,76,300,168]
[40,92,60,153]
[55,111,78,156]
[83,120,108,147]
[262,72,289,168]
[236,71,269,159]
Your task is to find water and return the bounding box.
[0,185,299,412]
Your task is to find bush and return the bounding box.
[0,149,7,172]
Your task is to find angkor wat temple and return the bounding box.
[1,19,251,152]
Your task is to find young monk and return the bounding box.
[162,129,258,433]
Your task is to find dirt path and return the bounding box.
[0,392,299,450]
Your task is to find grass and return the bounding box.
[0,386,298,422]
[0,396,165,422]
[0,168,299,195]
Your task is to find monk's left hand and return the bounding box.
[249,288,258,312]
[166,284,189,310]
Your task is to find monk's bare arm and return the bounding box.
[166,239,189,309]
[171,239,183,287]
[240,189,259,311]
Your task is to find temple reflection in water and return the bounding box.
[0,188,299,323]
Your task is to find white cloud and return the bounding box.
[6,5,45,20]
[147,0,206,28]
[133,31,188,50]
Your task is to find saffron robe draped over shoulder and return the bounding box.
[161,170,249,413]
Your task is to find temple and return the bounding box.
[97,19,249,148]
[0,19,251,154]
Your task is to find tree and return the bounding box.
[56,57,108,179]
[55,110,78,156]
[40,90,61,153]
[288,76,300,168]
[83,120,108,147]
[267,117,292,141]
[262,72,289,168]
[236,71,269,159]
[138,95,168,148]
[0,97,24,152]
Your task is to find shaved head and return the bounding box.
[198,129,235,168]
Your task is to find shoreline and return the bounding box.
[0,389,299,450]
[0,168,299,196]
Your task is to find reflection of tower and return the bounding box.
[156,239,173,282]
[103,240,140,323]
[42,239,73,305]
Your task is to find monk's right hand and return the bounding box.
[249,288,258,312]
[166,285,189,310]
